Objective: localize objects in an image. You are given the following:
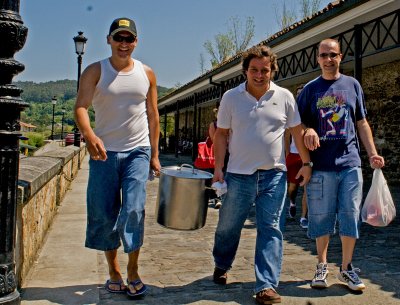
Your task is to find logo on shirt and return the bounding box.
[316,90,349,140]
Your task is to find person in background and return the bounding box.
[212,45,312,304]
[208,107,228,209]
[208,108,219,142]
[74,17,161,298]
[284,84,308,229]
[297,38,384,291]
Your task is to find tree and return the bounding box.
[300,0,322,18]
[199,53,206,74]
[203,33,235,67]
[228,16,255,53]
[202,16,255,68]
[276,0,323,30]
[275,0,297,30]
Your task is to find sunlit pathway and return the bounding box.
[20,155,400,305]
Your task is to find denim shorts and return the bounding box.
[306,167,363,239]
[85,146,150,253]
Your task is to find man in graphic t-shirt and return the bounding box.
[297,38,384,292]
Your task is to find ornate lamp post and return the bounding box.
[72,31,87,147]
[0,1,28,304]
[61,107,65,140]
[50,96,57,140]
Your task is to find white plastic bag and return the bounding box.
[361,169,396,227]
[211,181,227,197]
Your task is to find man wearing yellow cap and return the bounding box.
[75,17,160,298]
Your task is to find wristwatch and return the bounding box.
[303,162,313,168]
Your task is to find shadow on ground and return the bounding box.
[282,186,400,300]
[21,275,369,305]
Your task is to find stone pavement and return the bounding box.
[20,154,400,305]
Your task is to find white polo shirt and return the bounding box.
[217,81,301,174]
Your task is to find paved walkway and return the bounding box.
[21,154,400,305]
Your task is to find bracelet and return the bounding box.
[304,128,310,135]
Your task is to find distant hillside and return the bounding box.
[14,80,77,103]
[14,80,171,103]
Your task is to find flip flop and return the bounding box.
[127,279,148,297]
[104,279,127,294]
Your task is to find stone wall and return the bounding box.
[362,60,400,185]
[15,144,86,286]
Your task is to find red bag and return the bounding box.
[194,137,215,169]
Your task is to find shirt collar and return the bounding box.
[238,81,275,95]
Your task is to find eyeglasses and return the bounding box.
[112,34,136,43]
[318,52,340,59]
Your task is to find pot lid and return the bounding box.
[161,164,213,179]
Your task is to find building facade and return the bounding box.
[158,0,400,184]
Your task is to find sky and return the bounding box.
[15,0,331,89]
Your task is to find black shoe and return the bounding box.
[213,267,227,285]
[289,204,296,219]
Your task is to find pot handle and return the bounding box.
[179,163,197,175]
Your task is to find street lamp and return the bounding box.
[73,31,87,147]
[61,107,66,140]
[0,1,28,304]
[50,96,57,140]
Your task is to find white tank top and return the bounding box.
[92,58,150,151]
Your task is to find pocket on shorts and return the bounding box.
[307,175,323,200]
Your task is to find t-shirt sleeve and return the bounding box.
[354,80,367,121]
[286,92,301,128]
[296,87,311,126]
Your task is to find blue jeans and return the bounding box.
[85,146,150,253]
[213,169,287,293]
[306,167,363,239]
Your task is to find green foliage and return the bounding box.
[228,16,255,53]
[276,0,323,30]
[203,16,255,68]
[158,85,171,98]
[275,1,296,30]
[204,34,235,67]
[24,132,45,148]
[15,80,78,104]
[160,115,175,137]
[300,0,322,18]
[15,80,171,104]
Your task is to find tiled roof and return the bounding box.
[20,121,37,128]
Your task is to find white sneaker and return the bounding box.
[338,264,366,291]
[311,263,329,288]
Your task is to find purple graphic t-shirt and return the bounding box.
[297,75,367,171]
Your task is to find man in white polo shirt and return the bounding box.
[211,45,312,304]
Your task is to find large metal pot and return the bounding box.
[155,164,213,230]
